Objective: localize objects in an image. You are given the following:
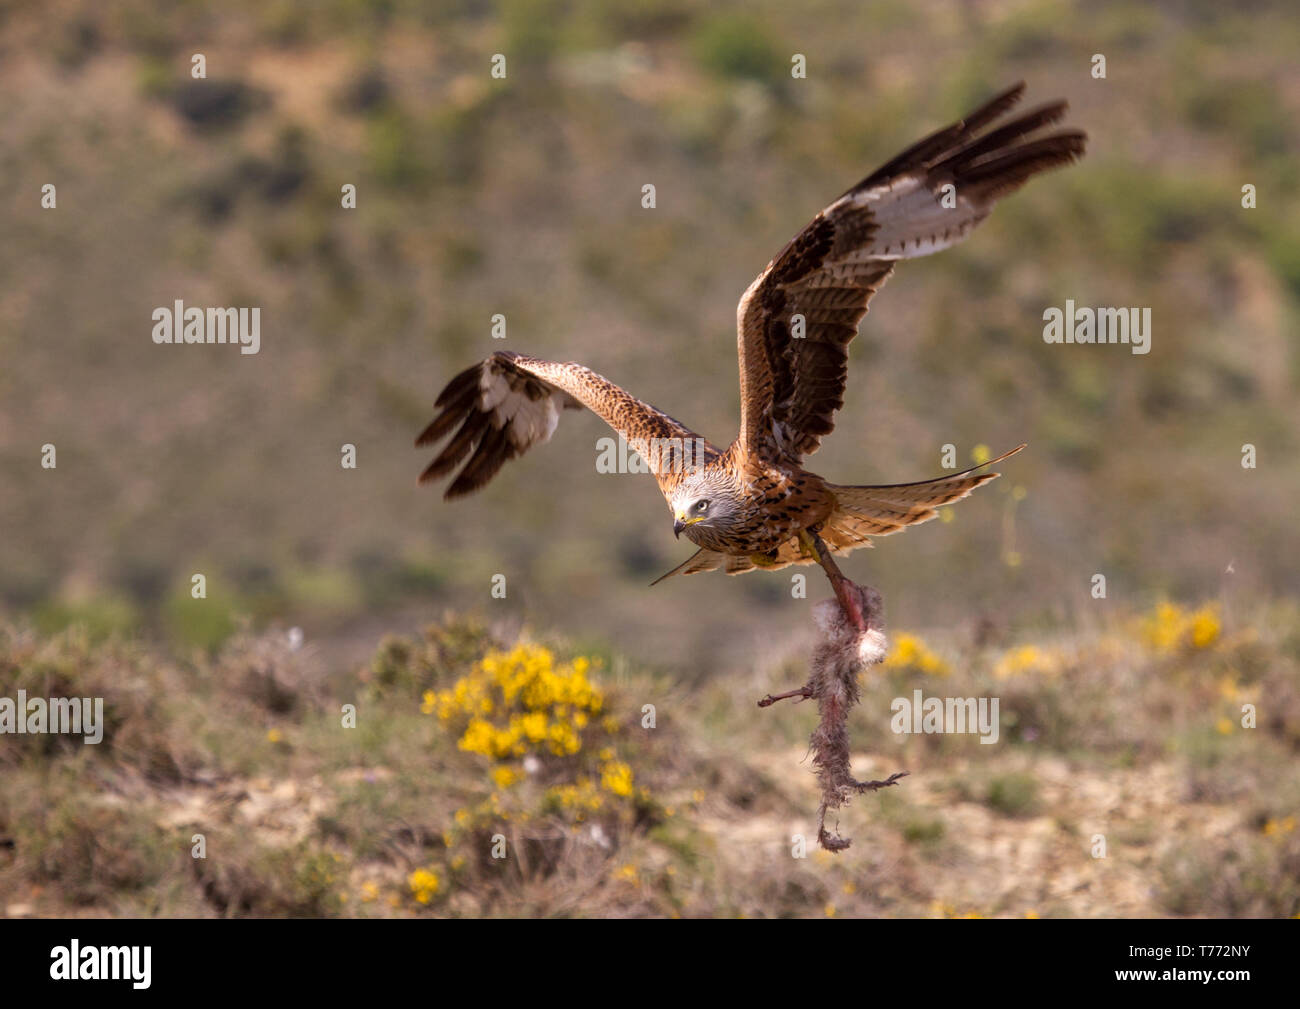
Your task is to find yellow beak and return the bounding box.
[673,513,703,538]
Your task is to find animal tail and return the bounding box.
[821,444,1024,551]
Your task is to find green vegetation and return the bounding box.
[2,599,1297,917]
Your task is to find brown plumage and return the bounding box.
[417,82,1085,606]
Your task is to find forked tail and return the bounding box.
[820,444,1025,552]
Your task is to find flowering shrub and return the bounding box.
[423,644,603,758]
[883,632,951,676]
[418,642,657,902]
[408,867,440,905]
[993,644,1064,680]
[1142,602,1221,652]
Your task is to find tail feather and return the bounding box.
[823,444,1024,549]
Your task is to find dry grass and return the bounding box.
[2,596,1297,918]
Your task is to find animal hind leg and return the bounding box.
[757,683,814,708]
[759,529,868,705]
[803,528,869,633]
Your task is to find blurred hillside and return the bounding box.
[0,0,1298,670]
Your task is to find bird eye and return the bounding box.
[696,500,709,513]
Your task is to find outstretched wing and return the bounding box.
[735,81,1086,465]
[417,350,719,499]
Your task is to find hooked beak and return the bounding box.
[674,513,703,538]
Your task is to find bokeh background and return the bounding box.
[1,0,1297,918]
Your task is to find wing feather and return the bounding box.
[736,82,1086,465]
[418,351,720,500]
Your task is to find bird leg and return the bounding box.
[804,528,869,634]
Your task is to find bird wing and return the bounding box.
[649,547,774,584]
[417,350,719,499]
[734,81,1086,466]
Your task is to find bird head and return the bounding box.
[670,471,743,539]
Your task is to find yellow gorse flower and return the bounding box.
[1189,608,1221,649]
[600,760,634,797]
[545,777,605,815]
[883,632,951,676]
[1142,602,1221,653]
[429,644,651,839]
[428,644,604,758]
[408,867,440,904]
[993,644,1063,680]
[614,863,639,884]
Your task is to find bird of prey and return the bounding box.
[417,82,1085,632]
